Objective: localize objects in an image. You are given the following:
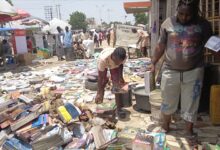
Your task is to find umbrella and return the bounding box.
[42,18,71,34]
[12,9,30,20]
[0,0,17,16]
[0,8,30,23]
[21,16,49,26]
[22,19,41,25]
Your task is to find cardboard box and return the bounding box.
[17,53,35,65]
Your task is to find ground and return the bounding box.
[0,40,219,149]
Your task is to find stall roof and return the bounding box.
[124,1,151,14]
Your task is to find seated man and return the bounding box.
[82,36,94,59]
[95,47,127,118]
[1,39,13,65]
[2,39,12,56]
[73,41,84,59]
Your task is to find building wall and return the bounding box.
[150,0,159,56]
[200,0,220,63]
[166,0,178,18]
[150,0,177,56]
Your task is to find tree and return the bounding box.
[101,21,110,28]
[133,13,148,25]
[6,0,13,5]
[125,21,132,25]
[69,11,88,30]
[109,21,122,25]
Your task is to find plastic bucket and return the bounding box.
[115,88,132,108]
[132,86,151,111]
[149,89,162,123]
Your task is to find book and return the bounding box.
[205,36,220,52]
[90,125,118,149]
[133,131,166,150]
[96,103,116,113]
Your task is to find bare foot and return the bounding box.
[95,94,103,104]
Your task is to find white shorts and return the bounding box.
[160,67,204,122]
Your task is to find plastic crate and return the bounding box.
[210,85,220,125]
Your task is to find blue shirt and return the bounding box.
[64,31,72,48]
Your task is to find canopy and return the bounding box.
[0,9,30,22]
[13,9,30,20]
[21,16,49,26]
[0,8,30,23]
[0,0,17,16]
[124,1,151,14]
[42,18,71,34]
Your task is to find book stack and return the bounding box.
[118,126,141,144]
[96,103,116,114]
[31,126,72,150]
[90,125,118,149]
[2,137,32,150]
[57,102,81,123]
[132,131,166,150]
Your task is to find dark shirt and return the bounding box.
[158,16,212,71]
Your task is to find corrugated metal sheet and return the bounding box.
[124,1,151,14]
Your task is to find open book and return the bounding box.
[205,36,220,52]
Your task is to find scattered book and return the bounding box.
[90,125,118,149]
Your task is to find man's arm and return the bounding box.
[136,37,142,45]
[151,43,166,72]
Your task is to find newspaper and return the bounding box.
[205,36,220,52]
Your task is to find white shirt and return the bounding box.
[82,39,94,57]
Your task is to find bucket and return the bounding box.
[132,86,150,111]
[149,89,162,123]
[115,88,132,108]
[210,85,220,125]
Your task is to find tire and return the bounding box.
[85,79,98,91]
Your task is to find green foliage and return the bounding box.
[109,21,122,25]
[133,13,148,25]
[69,11,88,30]
[125,21,132,25]
[101,22,110,28]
